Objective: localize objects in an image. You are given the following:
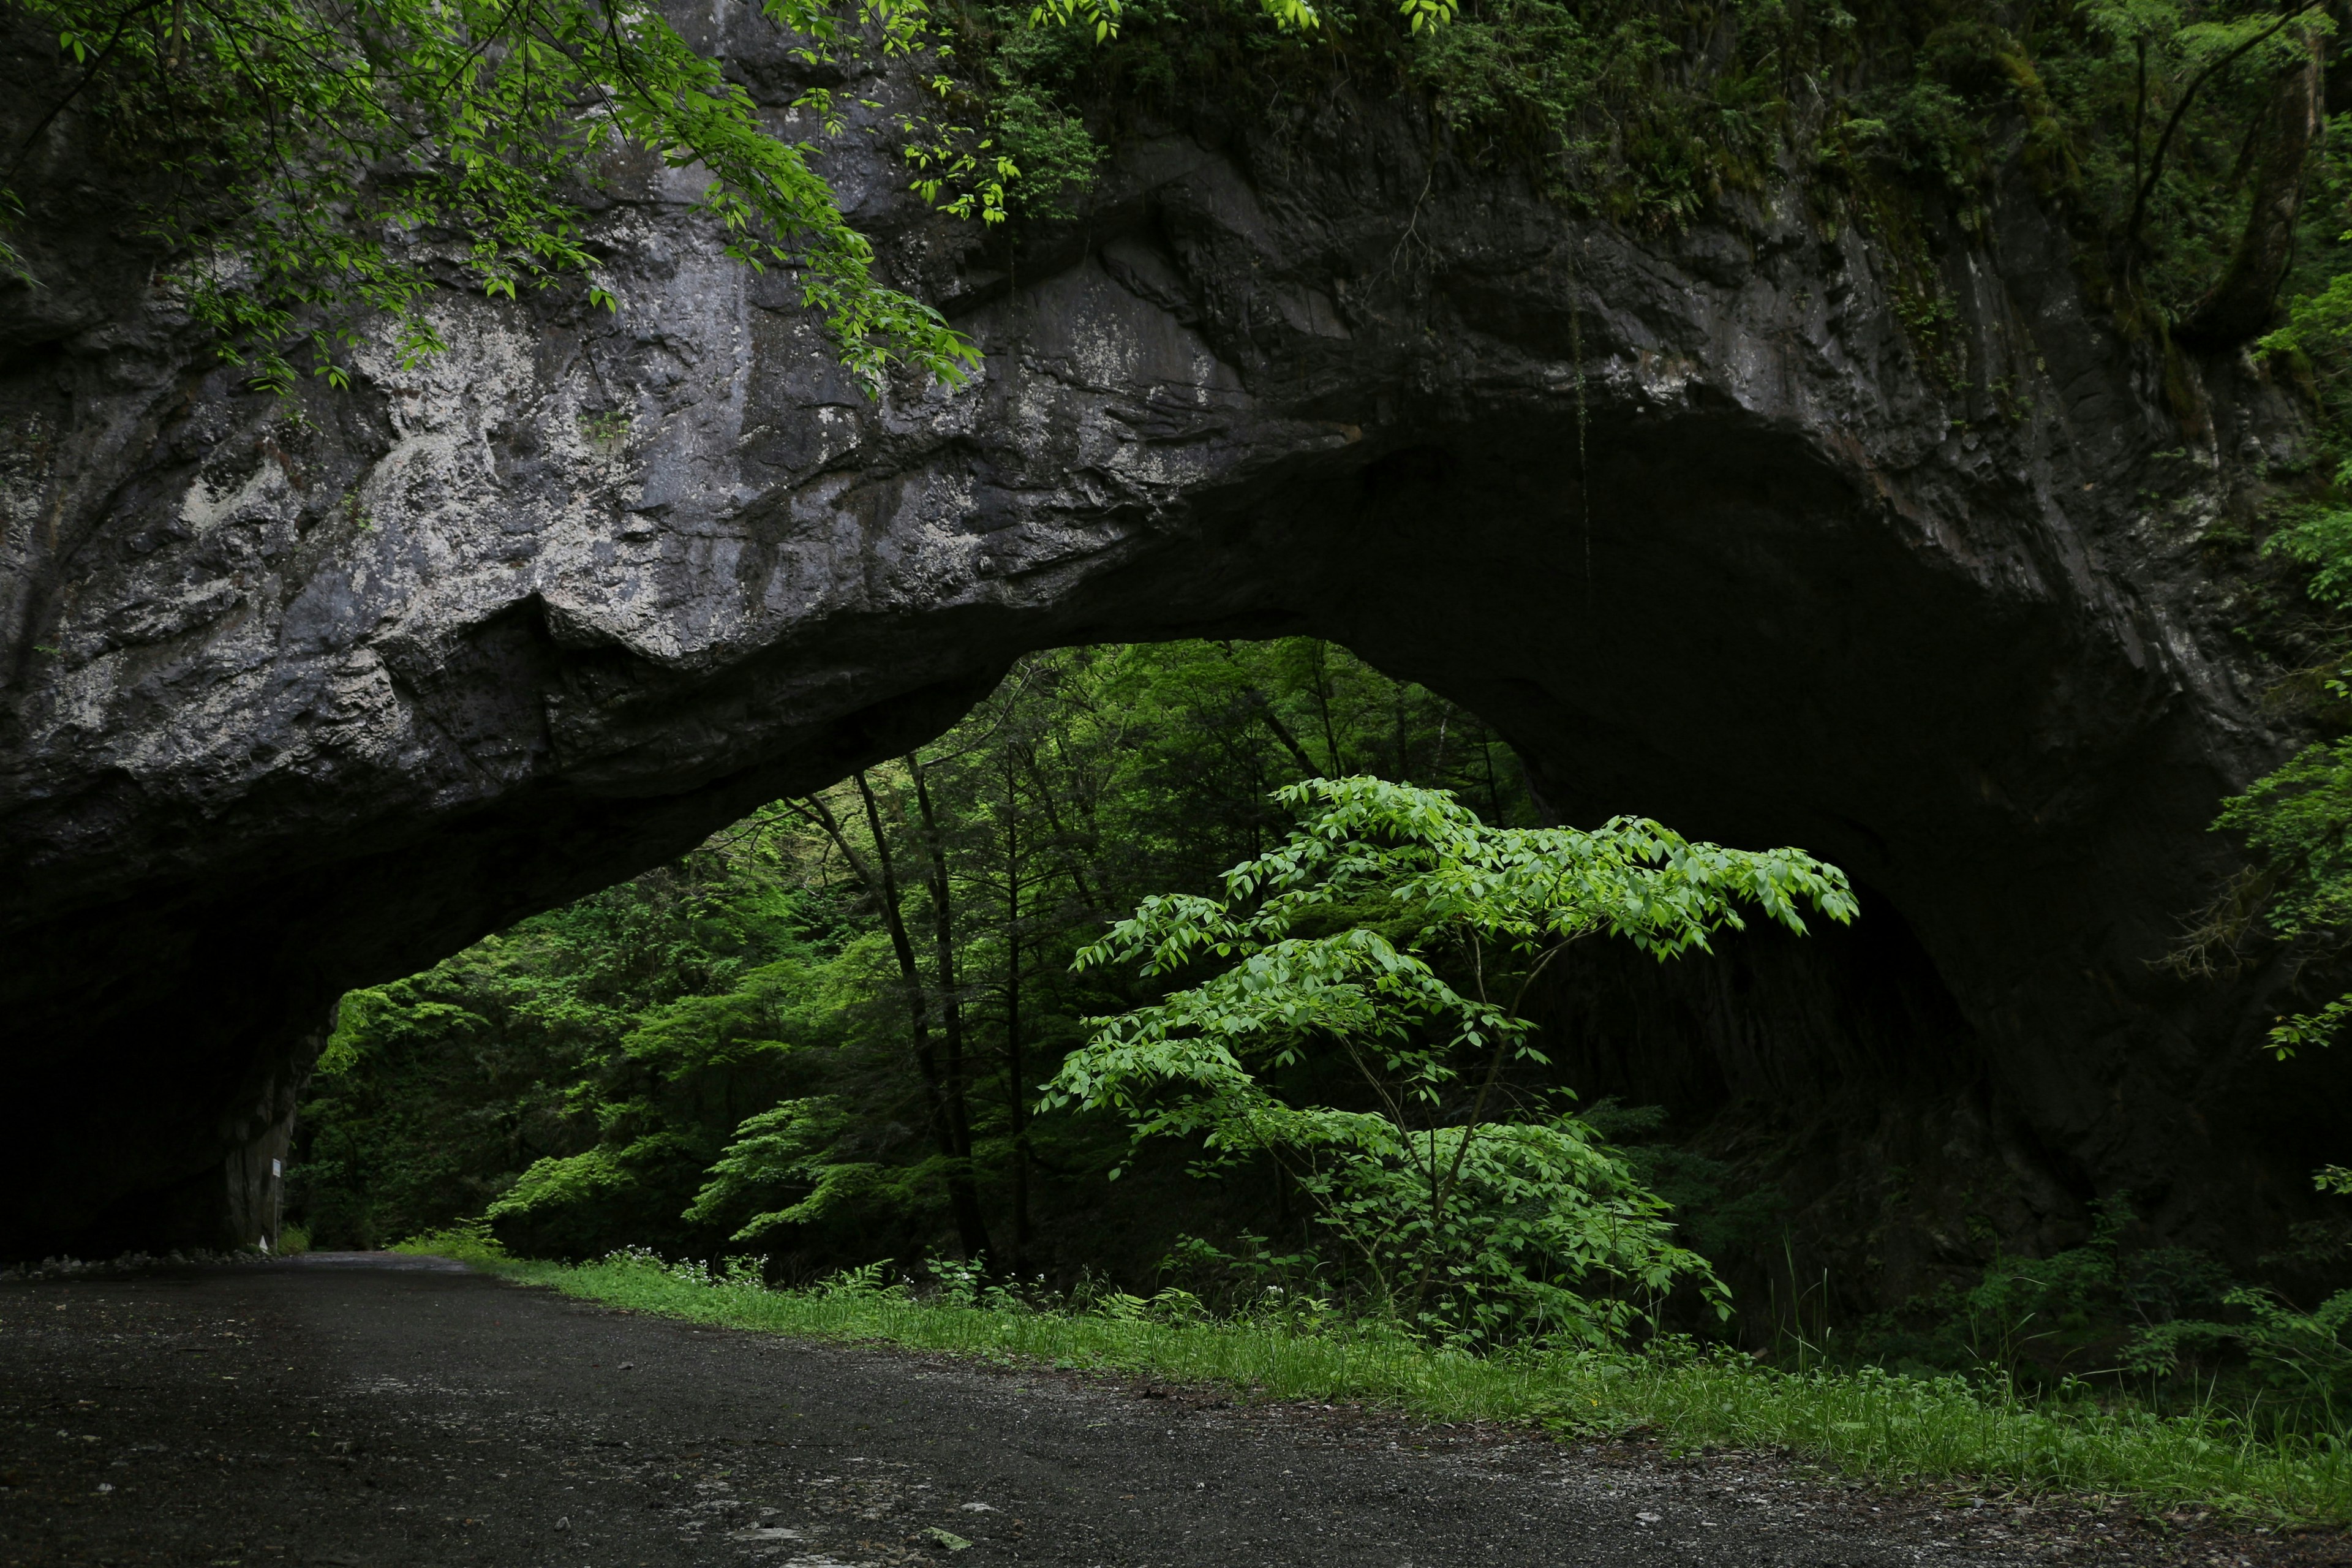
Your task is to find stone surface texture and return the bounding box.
[1,15,2343,1268]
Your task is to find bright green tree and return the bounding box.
[1047,775,1856,1345]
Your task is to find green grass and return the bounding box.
[405,1234,2352,1528]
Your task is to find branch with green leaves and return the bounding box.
[1025,0,1454,45]
[7,0,977,393]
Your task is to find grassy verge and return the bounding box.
[404,1235,2352,1527]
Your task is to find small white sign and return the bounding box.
[271,1159,282,1178]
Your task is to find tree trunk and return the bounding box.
[823,776,993,1264]
[1002,762,1031,1272]
[1310,644,1344,774]
[2182,39,2324,347]
[1016,745,1109,920]
[903,755,992,1266]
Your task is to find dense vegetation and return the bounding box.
[296,640,1570,1281]
[302,636,2352,1443]
[8,0,2345,391]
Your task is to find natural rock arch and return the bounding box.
[2,40,2339,1263]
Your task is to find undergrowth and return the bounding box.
[403,1227,2352,1528]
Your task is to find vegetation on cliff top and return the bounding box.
[1,0,987,391]
[1,0,2341,393]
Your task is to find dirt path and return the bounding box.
[0,1254,2335,1568]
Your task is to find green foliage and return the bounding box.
[1848,1199,2237,1395]
[1049,774,1854,1344]
[1287,1109,1717,1346]
[316,685,1841,1351]
[8,0,976,393]
[2263,504,2352,612]
[294,840,840,1250]
[8,0,2324,396]
[1025,0,1341,45]
[2174,9,2352,1070]
[2217,738,2352,951]
[297,638,1543,1273]
[1583,1101,1789,1259]
[2132,1286,2352,1423]
[1385,0,2339,277]
[685,1095,893,1237]
[484,1137,706,1257]
[2057,2,2328,302]
[1412,0,1909,225]
[984,86,1101,218]
[2266,258,2352,367]
[899,1,1107,224]
[2111,1183,2352,1430]
[1154,1229,1330,1317]
[392,1216,510,1266]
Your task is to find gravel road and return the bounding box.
[0,1254,2339,1567]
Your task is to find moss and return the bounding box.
[1990,37,2077,198]
[1835,156,1967,392]
[2161,333,2212,441]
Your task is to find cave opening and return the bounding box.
[3,385,2324,1298]
[241,629,2015,1352]
[0,334,2332,1325]
[12,0,2352,1512]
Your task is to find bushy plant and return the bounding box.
[1049,775,1856,1346]
[6,0,979,392]
[2131,1286,2352,1423]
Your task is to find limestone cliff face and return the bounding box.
[1,16,2339,1269]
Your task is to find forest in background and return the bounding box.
[292,639,1558,1286]
[290,636,2352,1420]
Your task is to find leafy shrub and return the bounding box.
[2131,1287,2352,1425]
[1050,775,1855,1346]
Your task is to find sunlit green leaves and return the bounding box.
[1026,0,1349,42]
[2211,739,2352,1054]
[685,1097,892,1238]
[2217,741,2352,942]
[2261,507,2352,611]
[1027,0,1120,42]
[1052,775,1852,1344]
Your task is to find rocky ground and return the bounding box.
[1,1253,2346,1567]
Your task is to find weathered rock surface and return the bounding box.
[2,17,2343,1270]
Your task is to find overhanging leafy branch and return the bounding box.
[6,0,979,391]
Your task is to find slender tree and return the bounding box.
[787,779,992,1261]
[903,753,989,1261]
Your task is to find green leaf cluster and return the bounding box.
[9,0,976,391]
[1048,774,1854,1344]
